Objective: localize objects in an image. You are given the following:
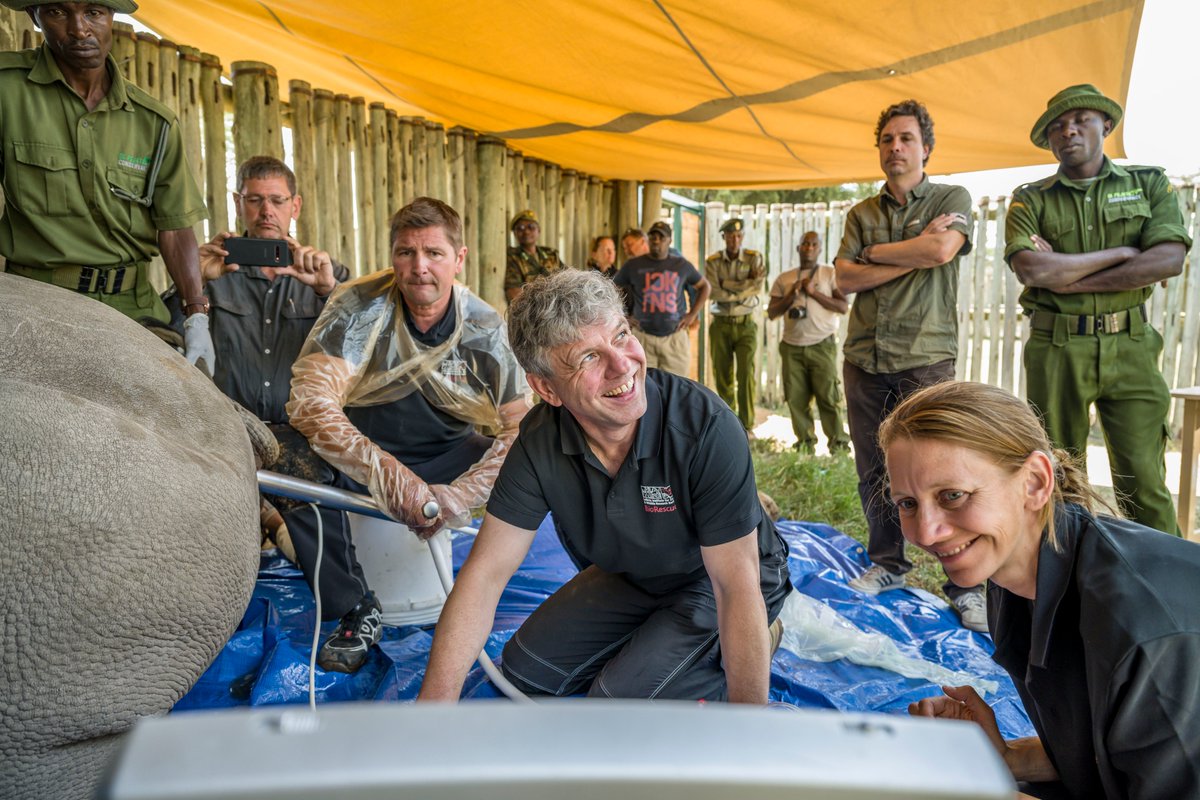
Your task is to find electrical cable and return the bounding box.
[307,503,323,712]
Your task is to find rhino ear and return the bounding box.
[229,400,281,469]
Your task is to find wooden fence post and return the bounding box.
[463,131,480,291]
[385,109,400,217]
[426,121,447,202]
[333,94,355,267]
[560,170,577,266]
[177,45,204,240]
[111,22,137,81]
[411,118,428,198]
[199,53,227,237]
[614,180,638,239]
[312,89,336,254]
[157,38,180,115]
[288,81,317,245]
[350,97,372,273]
[370,102,389,272]
[398,117,416,207]
[134,32,158,100]
[641,181,664,231]
[476,136,508,310]
[231,61,283,167]
[544,163,561,256]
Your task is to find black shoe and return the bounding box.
[317,592,383,674]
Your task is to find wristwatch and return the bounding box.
[181,295,210,315]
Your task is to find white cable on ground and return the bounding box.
[426,532,534,703]
[308,503,323,712]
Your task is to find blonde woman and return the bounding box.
[879,381,1200,800]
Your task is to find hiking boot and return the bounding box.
[847,564,906,595]
[951,588,989,633]
[768,617,784,657]
[317,592,383,673]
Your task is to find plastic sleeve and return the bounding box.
[286,351,436,529]
[427,396,530,528]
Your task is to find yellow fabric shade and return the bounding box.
[133,0,1142,187]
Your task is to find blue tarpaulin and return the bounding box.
[176,517,1035,739]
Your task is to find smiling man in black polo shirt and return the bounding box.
[419,269,791,703]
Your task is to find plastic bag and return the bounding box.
[777,591,999,696]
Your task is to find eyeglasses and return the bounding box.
[236,193,293,209]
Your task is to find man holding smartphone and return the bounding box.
[182,155,350,427]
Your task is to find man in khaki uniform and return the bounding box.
[767,231,850,455]
[0,0,211,372]
[504,209,567,304]
[834,99,987,632]
[1005,85,1192,535]
[706,217,765,433]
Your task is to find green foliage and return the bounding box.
[670,183,879,207]
[751,441,949,600]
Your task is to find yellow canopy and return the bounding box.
[134,0,1142,187]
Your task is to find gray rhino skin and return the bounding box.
[0,274,260,799]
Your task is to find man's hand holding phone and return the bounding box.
[200,234,337,296]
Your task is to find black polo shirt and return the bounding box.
[488,369,790,596]
[988,504,1200,799]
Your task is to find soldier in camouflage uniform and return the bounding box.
[1005,84,1192,535]
[504,209,567,304]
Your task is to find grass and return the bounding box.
[750,438,951,601]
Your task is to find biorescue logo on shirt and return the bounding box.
[440,357,467,378]
[641,484,676,513]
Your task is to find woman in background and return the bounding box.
[586,235,617,277]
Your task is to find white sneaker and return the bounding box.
[951,588,989,633]
[847,565,906,595]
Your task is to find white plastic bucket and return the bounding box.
[347,513,450,626]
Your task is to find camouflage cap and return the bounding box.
[1030,84,1123,150]
[719,218,744,234]
[647,220,672,238]
[510,209,539,230]
[2,0,138,11]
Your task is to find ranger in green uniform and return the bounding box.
[0,0,212,372]
[504,209,567,305]
[1005,84,1192,535]
[705,217,765,433]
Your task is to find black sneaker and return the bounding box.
[317,593,383,673]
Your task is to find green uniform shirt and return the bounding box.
[504,245,566,290]
[1004,157,1192,315]
[0,45,206,269]
[704,248,764,316]
[836,176,973,374]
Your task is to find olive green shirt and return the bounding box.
[836,176,973,374]
[0,45,206,269]
[704,248,765,316]
[504,245,566,291]
[1004,158,1192,315]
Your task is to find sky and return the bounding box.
[946,0,1199,198]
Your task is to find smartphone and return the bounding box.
[223,237,293,267]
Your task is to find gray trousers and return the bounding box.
[843,359,979,600]
[501,560,790,701]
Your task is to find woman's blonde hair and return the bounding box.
[878,381,1111,549]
